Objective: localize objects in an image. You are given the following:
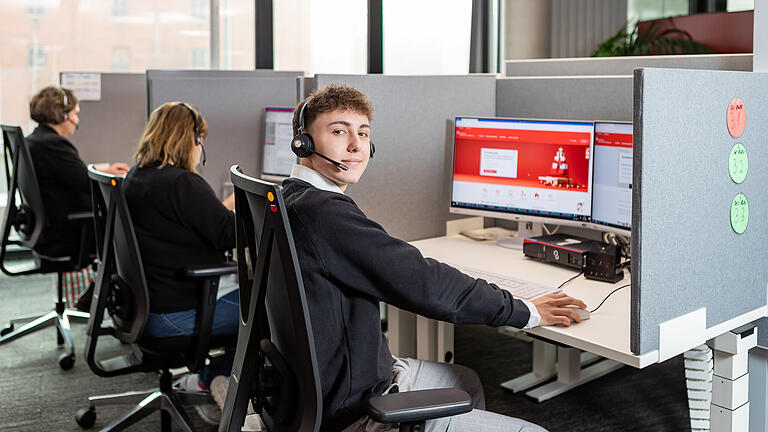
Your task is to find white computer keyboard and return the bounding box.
[450,264,561,300]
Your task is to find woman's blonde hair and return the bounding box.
[135,102,207,172]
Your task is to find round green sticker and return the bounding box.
[730,193,749,234]
[728,143,748,184]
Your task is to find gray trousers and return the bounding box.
[345,357,548,432]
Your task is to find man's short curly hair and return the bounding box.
[29,86,78,125]
[292,84,374,136]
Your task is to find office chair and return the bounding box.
[0,124,94,370]
[74,166,237,431]
[219,166,472,432]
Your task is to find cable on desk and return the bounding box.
[557,271,584,290]
[589,283,631,314]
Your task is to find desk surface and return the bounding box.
[411,235,659,368]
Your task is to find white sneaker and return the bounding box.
[177,373,221,425]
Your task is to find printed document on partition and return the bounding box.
[480,148,518,178]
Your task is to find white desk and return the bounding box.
[391,234,762,431]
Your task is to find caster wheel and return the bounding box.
[0,324,13,337]
[75,407,96,429]
[59,353,75,370]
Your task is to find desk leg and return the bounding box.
[684,344,713,432]
[748,347,768,432]
[387,306,416,359]
[500,340,557,393]
[524,346,623,402]
[707,326,758,432]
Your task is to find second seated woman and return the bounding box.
[123,101,237,425]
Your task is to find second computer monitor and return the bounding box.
[262,107,296,181]
[451,117,594,225]
[591,121,633,232]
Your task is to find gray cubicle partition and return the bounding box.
[496,76,633,121]
[632,68,768,356]
[59,72,146,167]
[313,74,496,241]
[505,54,752,77]
[146,70,301,193]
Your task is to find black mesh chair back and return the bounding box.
[86,166,148,346]
[1,125,45,254]
[220,165,322,432]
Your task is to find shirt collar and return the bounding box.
[289,164,345,195]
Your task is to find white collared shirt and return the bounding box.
[288,163,541,329]
[290,164,345,195]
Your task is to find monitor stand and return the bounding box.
[497,222,543,250]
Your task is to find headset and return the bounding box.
[60,88,70,121]
[179,102,206,166]
[291,99,375,171]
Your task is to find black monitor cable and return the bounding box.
[589,283,631,314]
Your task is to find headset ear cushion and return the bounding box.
[370,141,376,158]
[291,133,314,158]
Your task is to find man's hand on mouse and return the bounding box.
[532,292,588,327]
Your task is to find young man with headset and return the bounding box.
[282,84,586,432]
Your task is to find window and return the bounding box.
[112,0,129,17]
[25,0,44,17]
[191,0,207,19]
[112,47,132,71]
[27,46,46,69]
[191,48,207,68]
[383,0,472,74]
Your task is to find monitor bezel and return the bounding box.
[590,120,633,236]
[449,115,596,229]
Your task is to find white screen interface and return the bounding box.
[452,117,594,222]
[263,107,296,178]
[592,122,633,230]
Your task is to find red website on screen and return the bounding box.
[451,117,594,221]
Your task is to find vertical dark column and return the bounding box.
[469,0,489,73]
[368,0,383,74]
[255,0,274,69]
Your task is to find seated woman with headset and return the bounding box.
[26,86,130,309]
[123,101,237,425]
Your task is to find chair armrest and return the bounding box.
[67,211,94,223]
[184,262,238,278]
[366,388,472,424]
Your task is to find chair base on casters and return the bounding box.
[0,300,89,370]
[75,369,212,432]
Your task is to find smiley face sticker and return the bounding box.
[730,193,749,234]
[727,97,746,138]
[728,143,748,184]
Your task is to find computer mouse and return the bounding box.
[566,306,590,322]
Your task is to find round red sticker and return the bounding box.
[727,97,746,138]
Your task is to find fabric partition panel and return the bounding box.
[632,68,768,354]
[60,72,146,168]
[146,73,300,196]
[505,54,752,77]
[496,76,633,122]
[313,74,496,241]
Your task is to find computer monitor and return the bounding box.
[591,121,633,234]
[451,116,594,247]
[261,107,296,181]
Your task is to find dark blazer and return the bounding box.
[26,124,91,258]
[282,178,531,431]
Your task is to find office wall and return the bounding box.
[147,72,300,194]
[505,53,752,77]
[632,68,768,354]
[313,74,496,241]
[61,73,146,167]
[496,75,633,121]
[549,0,626,58]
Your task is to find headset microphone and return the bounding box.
[179,102,206,166]
[291,139,348,171]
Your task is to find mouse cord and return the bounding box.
[589,283,631,314]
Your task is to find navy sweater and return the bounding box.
[281,178,530,431]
